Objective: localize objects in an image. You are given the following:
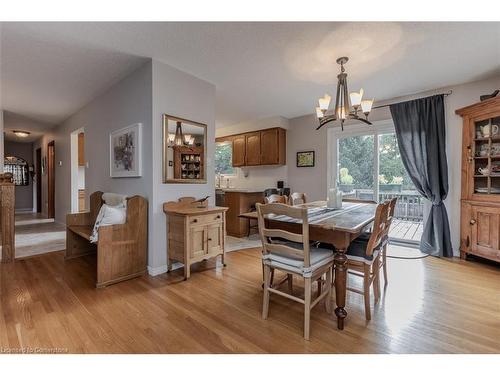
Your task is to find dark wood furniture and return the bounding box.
[245,200,377,330]
[164,197,228,280]
[216,127,286,167]
[66,191,148,288]
[264,194,287,204]
[456,96,500,263]
[224,190,264,237]
[173,146,204,181]
[0,173,15,263]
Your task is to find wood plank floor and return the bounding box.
[1,247,499,353]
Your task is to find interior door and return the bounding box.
[245,132,261,166]
[260,128,279,165]
[36,148,42,213]
[232,135,246,167]
[470,205,500,254]
[47,141,55,219]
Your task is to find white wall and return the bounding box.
[149,60,216,274]
[287,76,500,256]
[216,116,289,190]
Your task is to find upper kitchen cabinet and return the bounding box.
[220,127,286,168]
[232,134,246,167]
[260,128,286,165]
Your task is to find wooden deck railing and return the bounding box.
[351,189,424,221]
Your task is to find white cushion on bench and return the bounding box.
[90,204,127,243]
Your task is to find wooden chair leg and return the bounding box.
[262,265,271,319]
[304,277,312,340]
[363,264,371,321]
[373,258,381,304]
[383,244,388,286]
[325,267,333,314]
[287,274,293,294]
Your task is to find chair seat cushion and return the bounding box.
[346,239,380,264]
[263,241,334,277]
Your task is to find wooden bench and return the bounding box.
[66,191,148,288]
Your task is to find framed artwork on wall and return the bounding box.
[110,123,142,178]
[296,151,315,167]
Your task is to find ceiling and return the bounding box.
[2,111,55,142]
[1,22,500,129]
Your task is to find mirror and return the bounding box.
[163,114,207,184]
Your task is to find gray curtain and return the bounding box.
[390,94,453,257]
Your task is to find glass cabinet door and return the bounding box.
[472,116,500,195]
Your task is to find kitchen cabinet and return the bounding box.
[245,132,261,166]
[232,135,246,167]
[224,190,264,237]
[217,127,286,168]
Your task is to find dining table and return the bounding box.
[240,199,377,330]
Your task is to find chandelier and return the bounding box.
[315,57,374,131]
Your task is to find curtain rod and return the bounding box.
[372,90,453,110]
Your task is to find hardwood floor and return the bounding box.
[0,247,499,353]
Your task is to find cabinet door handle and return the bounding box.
[192,219,198,223]
[470,219,476,225]
[216,215,221,219]
[208,238,212,241]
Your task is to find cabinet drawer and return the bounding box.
[188,213,223,226]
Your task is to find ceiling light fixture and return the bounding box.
[315,57,374,131]
[13,130,31,138]
[173,122,184,146]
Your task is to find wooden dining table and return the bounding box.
[240,200,377,330]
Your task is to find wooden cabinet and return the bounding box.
[218,127,286,168]
[457,96,500,263]
[164,199,228,280]
[78,132,85,166]
[224,191,264,237]
[232,135,246,167]
[245,132,261,166]
[173,146,204,181]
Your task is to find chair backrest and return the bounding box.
[382,197,397,238]
[365,201,390,256]
[264,188,278,197]
[289,192,307,206]
[265,194,288,204]
[256,203,311,267]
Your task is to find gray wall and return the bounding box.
[4,140,33,210]
[149,60,216,274]
[287,76,500,256]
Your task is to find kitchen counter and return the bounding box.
[216,188,264,193]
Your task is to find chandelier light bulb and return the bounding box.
[316,107,324,118]
[350,88,364,108]
[318,94,331,110]
[361,99,374,114]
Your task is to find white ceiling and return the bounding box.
[2,22,500,129]
[2,111,55,142]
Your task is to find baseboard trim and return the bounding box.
[147,262,183,276]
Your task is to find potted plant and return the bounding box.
[339,168,355,193]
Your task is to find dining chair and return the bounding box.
[344,201,390,320]
[289,192,307,206]
[256,203,335,340]
[380,197,397,286]
[265,194,288,204]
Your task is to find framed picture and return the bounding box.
[296,151,315,167]
[110,123,142,178]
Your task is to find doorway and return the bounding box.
[70,128,85,213]
[36,147,42,213]
[47,141,55,219]
[329,121,425,246]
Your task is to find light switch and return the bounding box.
[58,161,63,166]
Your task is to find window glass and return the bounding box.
[215,141,234,175]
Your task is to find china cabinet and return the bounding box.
[457,96,500,263]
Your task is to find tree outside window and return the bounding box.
[215,141,234,175]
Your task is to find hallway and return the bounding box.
[14,212,66,258]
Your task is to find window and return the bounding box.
[4,156,30,186]
[215,141,234,175]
